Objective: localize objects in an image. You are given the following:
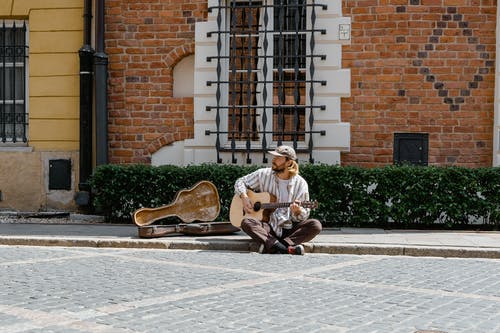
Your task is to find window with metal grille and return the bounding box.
[0,21,28,144]
[207,0,327,163]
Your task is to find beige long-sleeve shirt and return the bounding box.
[234,167,310,237]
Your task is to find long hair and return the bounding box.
[288,160,299,177]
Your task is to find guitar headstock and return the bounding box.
[301,200,318,209]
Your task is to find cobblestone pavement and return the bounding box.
[1,246,499,333]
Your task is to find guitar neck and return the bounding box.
[261,202,296,210]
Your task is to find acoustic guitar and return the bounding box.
[133,180,220,227]
[229,190,318,227]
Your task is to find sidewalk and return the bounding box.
[1,214,500,258]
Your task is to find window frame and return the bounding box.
[0,20,29,146]
[218,0,314,151]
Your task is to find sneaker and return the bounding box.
[258,244,265,254]
[288,244,304,255]
[271,241,288,254]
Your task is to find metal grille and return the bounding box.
[0,21,28,143]
[206,0,327,163]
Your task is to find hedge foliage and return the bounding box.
[89,164,500,228]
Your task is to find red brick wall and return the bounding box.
[341,0,496,167]
[106,0,207,163]
[105,0,496,167]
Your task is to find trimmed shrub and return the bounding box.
[89,163,500,228]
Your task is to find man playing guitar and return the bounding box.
[234,145,322,255]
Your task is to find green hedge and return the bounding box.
[89,164,500,228]
[89,164,258,223]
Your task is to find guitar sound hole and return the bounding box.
[253,202,261,211]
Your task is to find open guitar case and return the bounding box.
[133,180,240,238]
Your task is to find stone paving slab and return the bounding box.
[1,246,499,332]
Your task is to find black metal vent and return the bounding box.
[0,21,28,143]
[394,133,429,166]
[49,159,72,190]
[206,1,327,163]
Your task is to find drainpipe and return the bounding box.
[76,0,94,206]
[95,0,108,166]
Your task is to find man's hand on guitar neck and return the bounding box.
[240,193,254,214]
[290,200,302,216]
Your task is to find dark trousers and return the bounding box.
[241,217,322,253]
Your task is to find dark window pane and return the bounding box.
[228,2,261,141]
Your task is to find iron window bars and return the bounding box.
[0,21,28,144]
[206,0,327,163]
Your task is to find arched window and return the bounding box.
[173,55,194,98]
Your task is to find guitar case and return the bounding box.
[138,222,240,238]
[133,180,240,238]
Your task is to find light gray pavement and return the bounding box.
[1,214,500,258]
[1,246,500,333]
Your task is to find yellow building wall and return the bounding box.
[29,7,82,150]
[0,0,82,149]
[0,0,83,212]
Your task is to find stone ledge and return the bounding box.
[1,236,500,259]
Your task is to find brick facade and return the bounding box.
[106,0,207,163]
[106,0,496,167]
[341,0,496,167]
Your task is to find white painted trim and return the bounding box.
[494,0,500,166]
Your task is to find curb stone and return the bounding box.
[1,236,500,259]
